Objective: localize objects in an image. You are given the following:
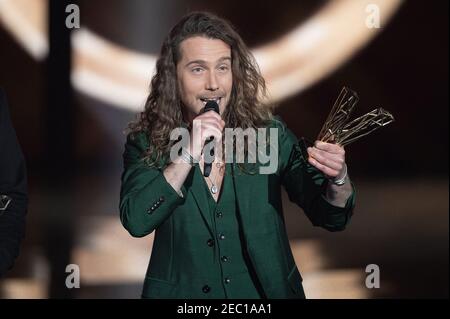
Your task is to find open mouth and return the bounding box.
[200,97,222,106]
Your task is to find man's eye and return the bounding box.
[218,65,229,71]
[192,67,203,73]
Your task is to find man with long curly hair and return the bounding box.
[119,12,355,299]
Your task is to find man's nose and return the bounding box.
[205,71,219,91]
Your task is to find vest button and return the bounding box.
[216,212,223,218]
[221,256,228,262]
[202,285,211,293]
[207,239,215,247]
[219,234,225,240]
[224,278,231,284]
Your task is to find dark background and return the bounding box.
[0,0,448,298]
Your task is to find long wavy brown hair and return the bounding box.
[127,11,273,168]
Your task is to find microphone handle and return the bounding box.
[204,162,212,177]
[201,101,219,177]
[203,137,214,177]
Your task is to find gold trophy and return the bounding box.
[317,87,394,146]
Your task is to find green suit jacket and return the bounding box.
[119,119,356,299]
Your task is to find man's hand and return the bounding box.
[307,140,352,207]
[307,141,346,179]
[190,110,225,160]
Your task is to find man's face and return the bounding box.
[176,36,232,122]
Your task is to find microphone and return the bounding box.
[201,100,220,177]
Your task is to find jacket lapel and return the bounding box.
[187,163,259,237]
[187,165,214,235]
[231,163,253,234]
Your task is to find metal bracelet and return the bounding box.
[179,148,195,166]
[331,164,347,186]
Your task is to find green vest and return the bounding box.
[200,163,264,298]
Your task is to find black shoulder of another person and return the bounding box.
[0,88,28,277]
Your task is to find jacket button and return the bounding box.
[219,234,225,240]
[216,212,223,218]
[224,278,231,284]
[202,285,211,293]
[221,256,228,262]
[159,196,165,202]
[207,239,214,247]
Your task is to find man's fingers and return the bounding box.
[202,125,222,141]
[314,140,345,155]
[307,157,340,177]
[194,118,224,131]
[199,110,222,121]
[307,148,344,171]
[307,147,344,176]
[308,147,344,162]
[203,119,224,131]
